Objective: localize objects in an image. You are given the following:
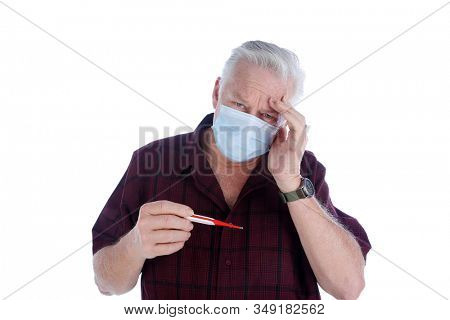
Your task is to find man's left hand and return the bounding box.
[268,96,308,193]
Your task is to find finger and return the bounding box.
[269,98,305,134]
[141,200,194,217]
[152,229,191,244]
[269,96,291,114]
[269,96,301,117]
[274,125,288,143]
[154,241,186,256]
[280,108,305,132]
[151,214,194,231]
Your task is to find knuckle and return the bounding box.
[163,215,172,226]
[159,200,172,212]
[141,202,156,215]
[158,200,165,212]
[139,203,148,215]
[147,200,165,214]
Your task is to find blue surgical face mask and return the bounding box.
[211,104,281,162]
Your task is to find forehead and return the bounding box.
[223,60,292,102]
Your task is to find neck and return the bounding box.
[202,128,260,174]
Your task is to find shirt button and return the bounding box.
[225,259,232,266]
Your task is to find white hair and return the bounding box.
[220,40,305,105]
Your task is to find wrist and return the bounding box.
[122,227,143,260]
[275,175,302,193]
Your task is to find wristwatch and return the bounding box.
[279,177,315,203]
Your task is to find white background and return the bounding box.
[0,0,449,310]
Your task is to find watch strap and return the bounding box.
[278,178,306,203]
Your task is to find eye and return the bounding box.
[262,113,274,120]
[235,102,246,109]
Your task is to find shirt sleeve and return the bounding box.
[308,151,372,262]
[91,151,138,256]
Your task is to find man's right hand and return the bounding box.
[128,200,195,259]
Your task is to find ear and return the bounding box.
[212,77,221,109]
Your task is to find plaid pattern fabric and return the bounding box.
[92,113,371,299]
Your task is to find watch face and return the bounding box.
[303,178,315,196]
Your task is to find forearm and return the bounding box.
[287,196,365,299]
[93,228,146,295]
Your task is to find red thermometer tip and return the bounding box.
[212,219,244,230]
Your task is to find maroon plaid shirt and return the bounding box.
[92,113,371,299]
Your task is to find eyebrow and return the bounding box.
[231,92,250,105]
[231,92,279,115]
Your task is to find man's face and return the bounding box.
[212,60,293,127]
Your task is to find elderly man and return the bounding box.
[92,40,371,300]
